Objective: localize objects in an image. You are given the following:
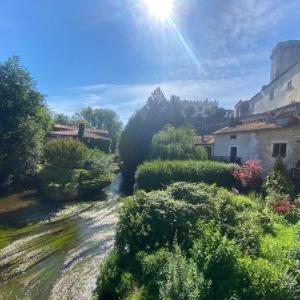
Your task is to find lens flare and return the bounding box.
[144,0,174,21]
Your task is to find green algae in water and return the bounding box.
[0,224,39,251]
[0,173,123,299]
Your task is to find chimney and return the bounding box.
[78,122,85,140]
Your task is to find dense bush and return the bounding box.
[150,126,207,160]
[94,182,299,300]
[40,139,112,201]
[264,158,295,196]
[135,160,238,191]
[44,139,88,169]
[233,160,263,192]
[159,244,210,300]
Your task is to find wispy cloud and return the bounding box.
[47,68,267,123]
[202,0,297,51]
[45,0,300,124]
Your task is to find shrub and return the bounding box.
[135,160,238,191]
[233,160,263,191]
[159,244,210,300]
[240,257,295,299]
[116,190,207,254]
[95,183,299,300]
[150,125,208,161]
[40,139,112,200]
[93,249,122,299]
[192,222,246,299]
[137,248,170,298]
[116,182,259,256]
[44,139,88,169]
[264,158,295,196]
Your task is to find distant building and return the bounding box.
[235,40,300,117]
[48,124,111,152]
[200,40,300,177]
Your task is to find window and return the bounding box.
[272,143,287,158]
[230,135,237,139]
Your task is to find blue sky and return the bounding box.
[1,0,300,123]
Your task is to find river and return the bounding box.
[0,173,123,300]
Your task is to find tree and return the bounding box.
[150,125,208,160]
[118,88,186,185]
[53,113,75,126]
[76,107,122,152]
[0,56,51,191]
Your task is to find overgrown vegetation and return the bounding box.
[39,139,112,201]
[150,126,208,160]
[0,57,51,192]
[118,88,231,187]
[135,160,237,191]
[94,182,300,300]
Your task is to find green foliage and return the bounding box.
[159,244,210,300]
[53,113,76,126]
[135,160,238,191]
[44,139,88,169]
[95,182,299,300]
[0,56,51,190]
[239,257,296,300]
[76,107,122,152]
[192,223,245,299]
[116,190,206,254]
[40,139,112,200]
[150,126,208,160]
[264,158,295,196]
[93,249,122,299]
[119,88,186,182]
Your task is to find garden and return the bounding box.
[94,125,300,300]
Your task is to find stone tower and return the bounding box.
[270,40,300,81]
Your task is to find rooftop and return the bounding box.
[213,122,280,134]
[49,124,110,140]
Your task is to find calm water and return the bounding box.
[0,174,122,300]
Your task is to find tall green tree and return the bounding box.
[76,107,122,152]
[0,56,51,191]
[119,88,186,184]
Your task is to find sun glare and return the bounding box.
[144,0,174,21]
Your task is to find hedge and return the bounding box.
[135,160,238,191]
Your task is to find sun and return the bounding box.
[144,0,174,21]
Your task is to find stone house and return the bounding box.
[203,40,300,176]
[213,117,300,174]
[48,123,111,153]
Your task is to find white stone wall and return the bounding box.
[214,132,257,161]
[214,126,300,174]
[248,64,300,115]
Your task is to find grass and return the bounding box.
[260,217,300,268]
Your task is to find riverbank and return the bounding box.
[0,174,122,300]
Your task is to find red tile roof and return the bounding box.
[49,130,110,140]
[49,124,110,140]
[213,122,280,134]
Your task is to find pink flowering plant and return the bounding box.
[233,160,263,191]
